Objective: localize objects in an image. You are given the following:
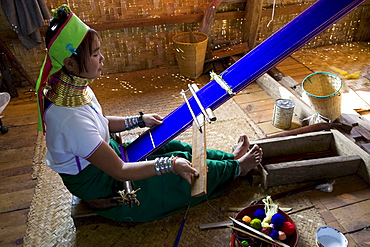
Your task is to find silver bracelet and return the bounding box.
[154,157,173,176]
[124,115,140,130]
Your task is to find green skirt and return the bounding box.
[60,139,239,222]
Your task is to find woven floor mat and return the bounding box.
[25,68,326,246]
[26,133,76,246]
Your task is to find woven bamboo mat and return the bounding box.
[25,67,326,246]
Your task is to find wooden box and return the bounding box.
[250,129,370,189]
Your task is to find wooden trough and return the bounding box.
[250,129,370,189]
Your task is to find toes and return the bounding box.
[254,154,261,163]
[238,134,249,144]
[250,145,263,163]
[249,144,259,152]
[237,135,244,143]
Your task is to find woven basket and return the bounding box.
[172,32,208,79]
[302,72,342,121]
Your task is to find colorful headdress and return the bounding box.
[36,5,90,132]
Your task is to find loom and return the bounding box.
[125,0,366,162]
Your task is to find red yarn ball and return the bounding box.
[281,221,295,236]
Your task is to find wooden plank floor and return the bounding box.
[1,47,370,245]
[0,87,38,246]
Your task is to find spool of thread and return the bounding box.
[272,99,295,129]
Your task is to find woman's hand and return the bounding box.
[173,157,199,184]
[142,114,163,128]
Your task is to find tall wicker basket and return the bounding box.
[302,72,342,121]
[172,32,208,79]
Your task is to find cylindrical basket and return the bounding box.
[302,72,342,121]
[172,32,208,79]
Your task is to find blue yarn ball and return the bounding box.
[271,213,285,229]
[253,209,266,220]
[270,229,279,239]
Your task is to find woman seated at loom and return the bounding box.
[36,5,263,222]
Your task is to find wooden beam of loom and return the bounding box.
[243,0,264,50]
[190,83,211,197]
[191,113,207,197]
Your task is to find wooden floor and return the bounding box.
[0,88,38,246]
[1,45,370,246]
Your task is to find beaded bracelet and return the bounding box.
[172,156,179,173]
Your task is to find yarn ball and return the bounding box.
[250,218,262,230]
[242,215,252,223]
[261,227,271,235]
[270,229,279,240]
[271,213,285,229]
[278,231,287,241]
[281,221,295,236]
[254,209,266,220]
[240,240,249,246]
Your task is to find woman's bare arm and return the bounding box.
[86,141,198,183]
[106,114,163,133]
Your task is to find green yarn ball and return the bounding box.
[240,240,249,246]
[250,218,262,230]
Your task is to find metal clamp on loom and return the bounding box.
[180,84,217,132]
[210,71,235,96]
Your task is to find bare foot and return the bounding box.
[238,144,263,176]
[233,134,250,160]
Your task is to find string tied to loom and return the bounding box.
[267,0,276,27]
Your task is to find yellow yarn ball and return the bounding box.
[242,215,252,223]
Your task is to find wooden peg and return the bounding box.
[188,29,198,43]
